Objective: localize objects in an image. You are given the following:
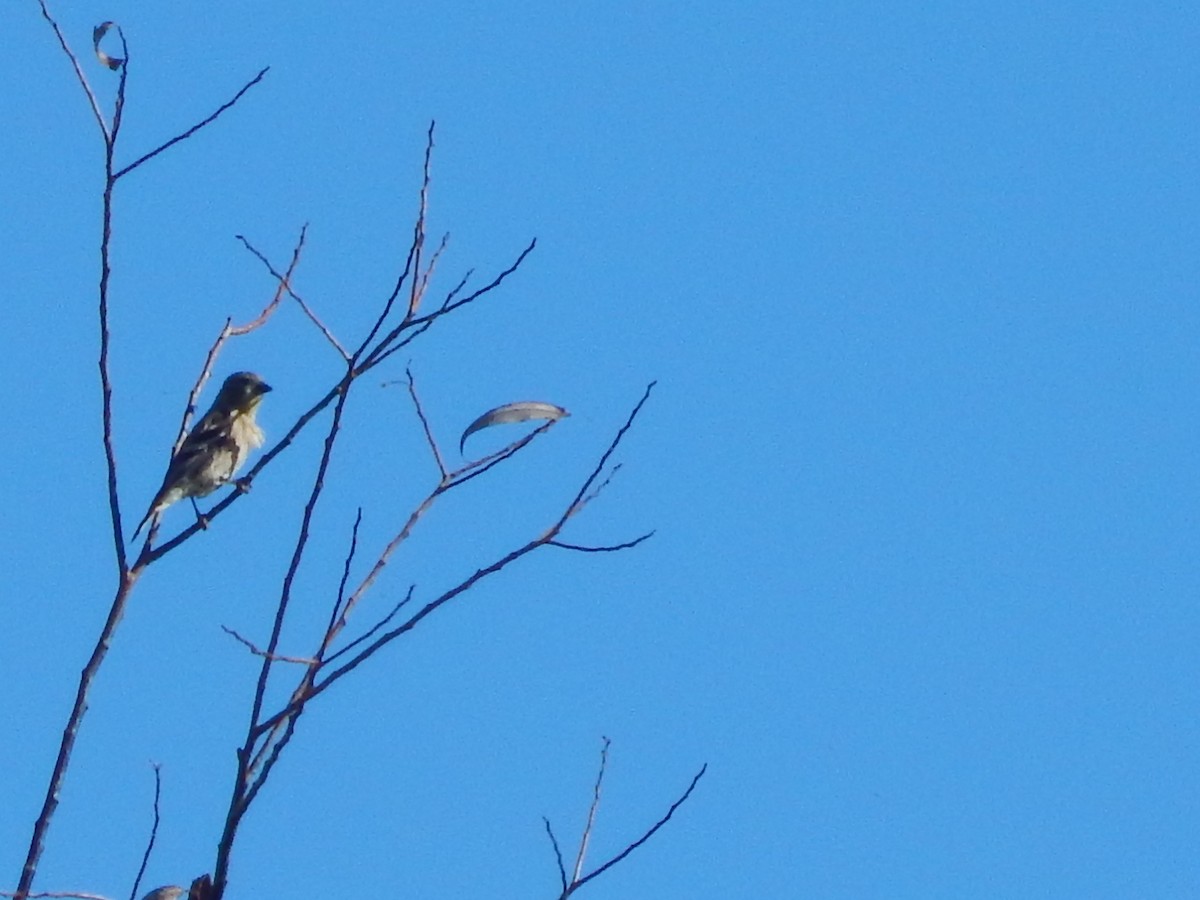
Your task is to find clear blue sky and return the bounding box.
[5,2,1200,897]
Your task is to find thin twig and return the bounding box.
[0,892,114,899]
[404,129,433,319]
[106,28,129,147]
[212,371,355,894]
[439,268,473,312]
[571,764,708,892]
[220,627,318,665]
[364,238,537,372]
[542,818,568,895]
[404,368,446,476]
[128,763,164,900]
[325,585,415,666]
[326,509,365,634]
[253,387,654,735]
[97,25,131,569]
[229,228,304,334]
[449,420,559,487]
[236,230,348,359]
[356,122,434,356]
[579,463,622,507]
[35,0,109,141]
[17,13,138,894]
[413,232,450,318]
[572,737,611,883]
[113,68,269,180]
[555,383,656,531]
[548,532,655,553]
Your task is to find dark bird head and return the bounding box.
[215,371,272,413]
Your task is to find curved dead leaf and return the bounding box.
[460,401,569,453]
[93,21,124,70]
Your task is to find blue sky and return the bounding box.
[5,2,1200,897]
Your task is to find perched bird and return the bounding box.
[133,371,273,539]
[140,887,187,900]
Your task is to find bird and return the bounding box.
[140,887,187,900]
[132,371,273,539]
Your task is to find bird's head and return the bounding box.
[216,371,272,414]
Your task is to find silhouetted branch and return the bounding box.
[237,230,348,359]
[113,68,269,180]
[357,122,434,354]
[404,367,447,476]
[220,627,317,665]
[25,24,675,893]
[556,382,656,530]
[251,384,655,739]
[549,532,655,553]
[542,818,568,895]
[568,764,708,895]
[128,764,164,900]
[17,12,137,889]
[325,585,416,666]
[327,509,365,634]
[366,238,538,371]
[34,0,108,140]
[572,737,611,883]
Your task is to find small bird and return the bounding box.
[133,371,273,539]
[140,887,187,900]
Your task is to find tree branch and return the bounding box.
[569,764,708,894]
[127,763,164,900]
[113,68,269,180]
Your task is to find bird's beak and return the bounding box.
[259,382,273,394]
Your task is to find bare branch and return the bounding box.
[579,463,623,507]
[325,585,415,667]
[252,384,656,735]
[1,892,114,900]
[128,763,164,900]
[413,233,450,318]
[326,509,365,635]
[212,370,356,893]
[542,818,568,895]
[364,238,537,372]
[113,68,270,180]
[572,737,611,883]
[439,268,474,312]
[236,230,348,359]
[355,121,434,356]
[35,0,109,141]
[403,368,446,476]
[448,420,560,487]
[229,228,304,334]
[405,127,435,319]
[220,627,318,665]
[105,28,130,146]
[18,16,142,886]
[248,379,352,722]
[96,26,132,570]
[555,382,656,531]
[571,764,708,893]
[548,532,655,553]
[12,570,142,900]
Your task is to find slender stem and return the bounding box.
[14,568,143,898]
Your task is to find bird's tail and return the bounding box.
[131,507,156,541]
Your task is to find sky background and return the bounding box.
[4,1,1200,898]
